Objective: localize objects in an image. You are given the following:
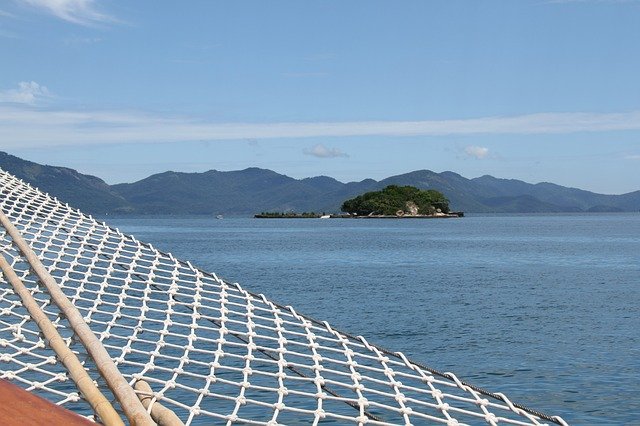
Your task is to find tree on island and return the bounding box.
[341,185,450,216]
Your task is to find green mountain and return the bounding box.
[0,152,132,213]
[1,151,639,215]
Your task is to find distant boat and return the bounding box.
[320,214,331,219]
[216,214,223,219]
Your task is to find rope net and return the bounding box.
[0,168,566,426]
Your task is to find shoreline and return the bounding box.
[254,212,464,219]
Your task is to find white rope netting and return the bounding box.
[0,168,567,426]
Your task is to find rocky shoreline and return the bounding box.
[254,212,464,219]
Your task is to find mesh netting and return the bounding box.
[0,168,567,425]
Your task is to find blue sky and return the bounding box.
[1,0,639,193]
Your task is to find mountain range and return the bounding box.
[1,151,638,215]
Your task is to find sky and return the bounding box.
[1,0,639,194]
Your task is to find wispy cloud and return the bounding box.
[283,72,328,78]
[19,0,115,26]
[3,107,640,149]
[464,145,489,159]
[63,35,103,45]
[0,29,19,39]
[303,144,349,158]
[304,52,336,62]
[624,154,640,160]
[0,10,17,38]
[0,81,51,105]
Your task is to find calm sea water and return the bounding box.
[107,213,640,425]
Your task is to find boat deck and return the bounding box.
[0,379,94,426]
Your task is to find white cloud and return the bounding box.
[3,107,640,149]
[0,29,19,39]
[63,35,103,45]
[624,154,640,160]
[19,0,114,26]
[464,145,489,159]
[303,144,349,158]
[0,81,51,105]
[283,72,328,78]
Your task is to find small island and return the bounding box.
[341,185,462,218]
[255,185,463,218]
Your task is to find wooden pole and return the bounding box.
[134,381,185,426]
[0,211,155,426]
[0,254,125,426]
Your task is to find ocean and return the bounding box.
[107,213,640,425]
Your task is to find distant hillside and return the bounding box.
[1,151,639,215]
[0,152,132,213]
[110,168,374,215]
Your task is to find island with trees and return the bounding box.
[255,185,463,218]
[340,185,462,218]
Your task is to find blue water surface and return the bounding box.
[107,213,640,425]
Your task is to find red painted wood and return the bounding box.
[0,379,95,425]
